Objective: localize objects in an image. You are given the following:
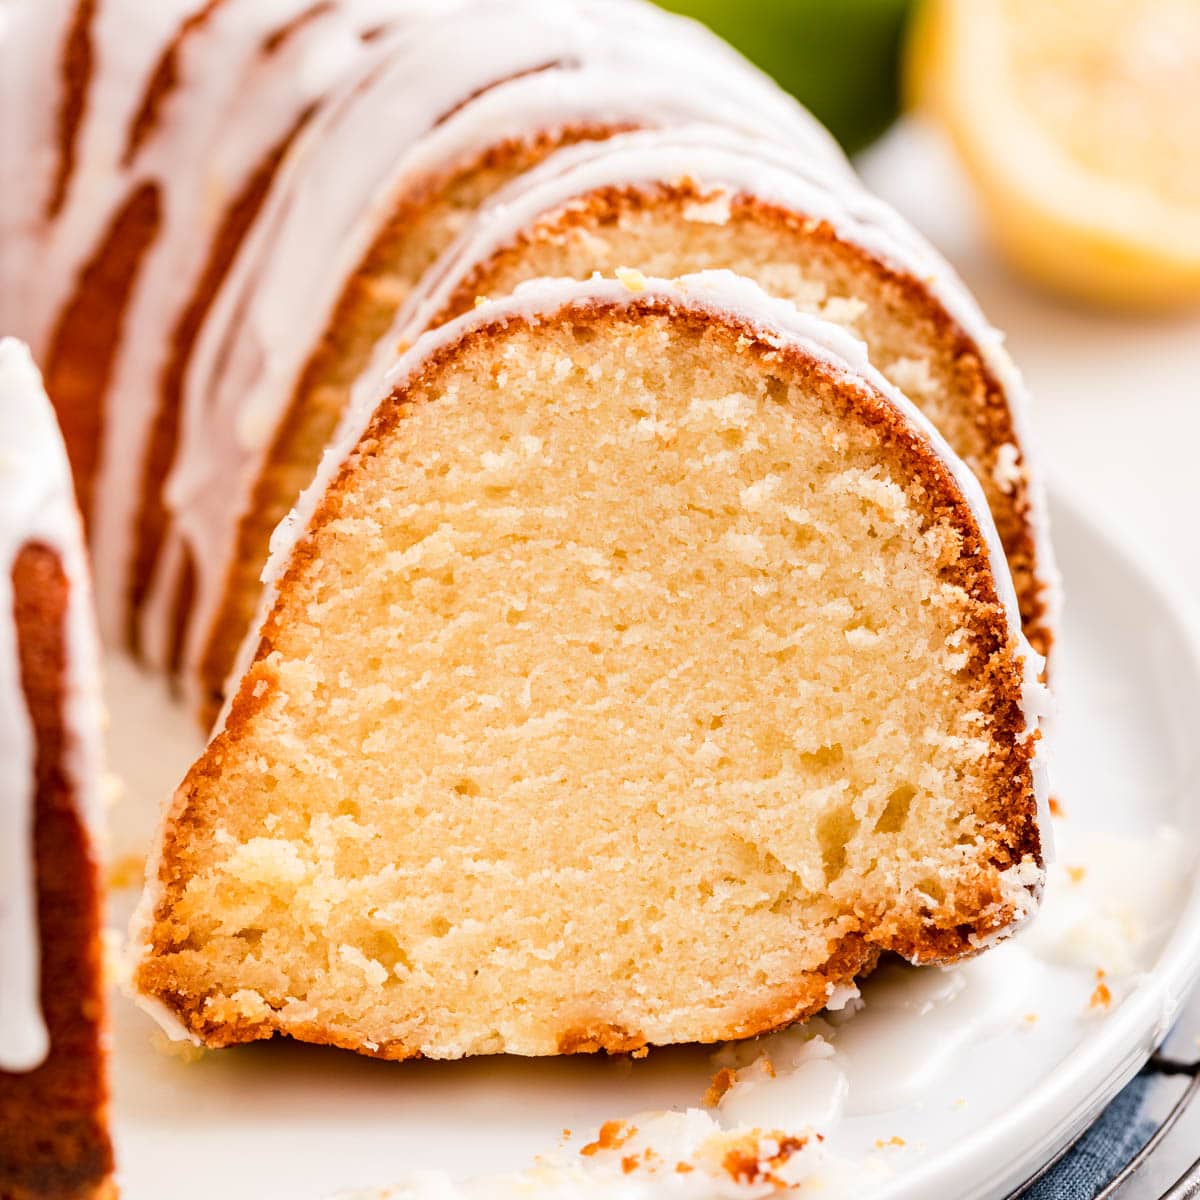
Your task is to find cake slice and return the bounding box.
[132,272,1045,1060]
[0,340,113,1199]
[388,127,1057,662]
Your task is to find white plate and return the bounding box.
[103,489,1200,1200]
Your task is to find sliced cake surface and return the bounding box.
[133,272,1046,1060]
[0,339,113,1200]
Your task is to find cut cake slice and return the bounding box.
[132,272,1046,1060]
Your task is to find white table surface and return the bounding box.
[860,120,1200,598]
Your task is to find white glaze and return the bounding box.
[153,0,850,694]
[0,0,80,336]
[6,0,202,350]
[0,338,104,1073]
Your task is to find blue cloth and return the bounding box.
[1027,1074,1160,1199]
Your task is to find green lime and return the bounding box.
[654,0,914,154]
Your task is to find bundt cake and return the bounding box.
[0,340,113,1199]
[2,0,1057,730]
[151,1,851,720]
[0,3,1054,1183]
[131,272,1046,1059]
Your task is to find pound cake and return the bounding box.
[2,0,1057,738]
[149,1,849,718]
[131,273,1046,1059]
[0,341,113,1200]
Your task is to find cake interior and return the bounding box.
[142,310,1031,1058]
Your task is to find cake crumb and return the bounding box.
[702,1066,737,1107]
[719,1133,811,1187]
[615,267,647,293]
[991,443,1023,495]
[1049,796,1065,817]
[1066,865,1087,885]
[682,191,732,226]
[580,1120,635,1157]
[1089,970,1112,1011]
[675,1161,695,1174]
[874,1136,906,1150]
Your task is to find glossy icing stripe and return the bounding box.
[0,338,104,1073]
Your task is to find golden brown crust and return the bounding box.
[430,182,1051,661]
[138,298,1040,1060]
[43,181,161,524]
[0,546,114,1200]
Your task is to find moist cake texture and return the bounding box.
[133,275,1044,1059]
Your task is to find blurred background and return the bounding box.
[656,0,1200,596]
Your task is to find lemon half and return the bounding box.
[909,0,1200,308]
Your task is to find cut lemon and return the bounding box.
[908,0,1200,308]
